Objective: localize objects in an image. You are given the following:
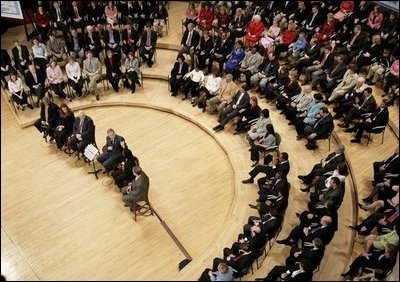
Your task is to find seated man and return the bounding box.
[68,110,95,154]
[208,31,234,75]
[97,128,125,173]
[82,51,102,100]
[121,23,139,55]
[183,65,205,100]
[195,69,222,111]
[245,209,281,240]
[250,52,279,92]
[33,96,60,141]
[177,23,200,69]
[338,87,377,129]
[372,147,399,184]
[25,63,46,107]
[262,260,314,281]
[232,45,263,88]
[121,166,150,208]
[298,144,346,185]
[314,54,346,94]
[212,85,250,132]
[346,99,389,144]
[1,49,14,86]
[139,24,157,67]
[169,55,189,96]
[285,85,313,124]
[66,28,85,61]
[304,107,334,150]
[213,242,255,276]
[258,171,289,201]
[103,24,121,61]
[47,33,68,67]
[285,238,325,271]
[206,74,237,115]
[104,50,122,93]
[12,40,31,74]
[84,25,103,59]
[243,152,290,184]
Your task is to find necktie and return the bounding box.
[53,39,60,53]
[57,8,61,21]
[178,64,182,74]
[350,33,358,45]
[361,96,369,107]
[264,62,271,74]
[387,211,399,223]
[186,31,192,46]
[79,119,84,133]
[33,72,37,83]
[146,31,151,46]
[109,32,115,44]
[45,106,49,122]
[330,63,340,76]
[321,53,329,66]
[88,59,94,73]
[236,92,244,105]
[373,109,383,121]
[74,7,79,18]
[309,13,316,26]
[128,30,132,45]
[18,47,22,59]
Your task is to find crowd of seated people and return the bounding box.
[1,1,169,107]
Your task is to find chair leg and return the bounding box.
[381,131,384,144]
[328,136,331,151]
[367,133,371,146]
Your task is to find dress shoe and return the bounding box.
[124,204,130,207]
[357,203,367,211]
[27,104,34,109]
[182,96,187,100]
[332,114,341,120]
[212,125,221,131]
[300,187,310,192]
[341,271,352,277]
[348,225,358,231]
[298,175,308,180]
[233,131,241,135]
[296,135,304,140]
[276,239,292,246]
[242,179,254,184]
[338,123,349,128]
[49,137,55,142]
[288,121,294,125]
[306,143,318,150]
[344,127,356,133]
[295,212,301,217]
[96,94,100,101]
[214,126,224,132]
[362,197,372,203]
[249,204,258,209]
[350,138,361,143]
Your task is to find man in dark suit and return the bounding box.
[169,55,190,96]
[121,166,150,207]
[104,50,122,92]
[33,96,60,141]
[212,85,250,132]
[295,37,321,74]
[208,31,234,75]
[103,24,121,60]
[258,171,289,201]
[66,28,85,60]
[277,215,335,245]
[49,1,68,38]
[373,147,399,184]
[139,24,157,67]
[11,41,31,74]
[84,25,103,58]
[25,64,46,107]
[285,238,325,271]
[299,144,346,186]
[262,260,314,281]
[309,177,344,212]
[133,1,150,34]
[68,110,95,154]
[347,100,390,143]
[1,49,14,85]
[243,152,290,184]
[219,242,255,276]
[316,55,347,94]
[342,24,368,64]
[245,209,282,240]
[304,107,334,150]
[121,23,139,55]
[67,1,85,30]
[97,128,125,173]
[178,23,200,69]
[339,87,377,128]
[251,52,280,92]
[302,4,324,38]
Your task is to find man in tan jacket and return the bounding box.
[82,51,102,100]
[206,74,237,115]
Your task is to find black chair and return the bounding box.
[313,133,332,153]
[366,125,386,146]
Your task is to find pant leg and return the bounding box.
[68,135,79,152]
[122,194,137,206]
[34,119,45,133]
[102,153,122,171]
[97,152,111,165]
[294,118,306,136]
[355,122,373,140]
[250,73,261,88]
[207,96,221,112]
[220,109,239,127]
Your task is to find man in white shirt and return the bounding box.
[66,56,83,97]
[183,65,205,101]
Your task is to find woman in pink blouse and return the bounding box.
[260,19,281,54]
[105,2,118,26]
[46,60,66,99]
[367,5,384,33]
[184,2,199,27]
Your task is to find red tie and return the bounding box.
[387,211,399,223]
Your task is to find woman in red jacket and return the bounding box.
[367,5,384,34]
[197,3,214,30]
[34,5,50,42]
[334,1,354,22]
[274,22,298,58]
[316,13,336,45]
[245,15,265,46]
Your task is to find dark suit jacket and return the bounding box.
[305,12,324,30]
[25,70,46,90]
[128,172,150,202]
[11,45,30,65]
[66,33,84,52]
[258,58,279,77]
[121,28,139,45]
[306,44,321,62]
[348,32,368,52]
[312,114,334,138]
[73,116,95,143]
[181,30,200,48]
[104,55,122,75]
[140,30,157,47]
[327,61,347,80]
[306,224,335,245]
[323,152,345,172]
[284,264,314,281]
[170,62,189,77]
[277,161,290,176]
[232,91,250,111]
[40,102,60,126]
[284,80,302,98]
[382,153,399,175]
[260,216,281,238]
[50,6,67,22]
[370,107,389,127]
[296,245,325,268]
[104,134,124,155]
[198,36,214,54]
[104,29,121,45]
[319,52,334,71]
[213,37,234,58]
[360,95,377,114]
[84,32,102,52]
[1,49,11,67]
[242,105,261,122]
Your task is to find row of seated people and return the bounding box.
[198,151,291,281]
[32,98,149,211]
[31,1,168,42]
[1,36,144,108]
[340,147,399,281]
[254,144,349,281]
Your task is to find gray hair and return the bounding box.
[337,144,345,153]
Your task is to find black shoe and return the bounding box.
[251,161,259,167]
[338,123,349,128]
[182,96,186,100]
[298,175,308,180]
[357,203,366,210]
[348,225,358,231]
[27,104,34,109]
[306,144,318,150]
[362,197,372,203]
[300,187,310,192]
[296,135,304,140]
[332,114,341,120]
[249,204,258,209]
[233,131,240,135]
[242,179,254,184]
[344,127,356,133]
[350,138,361,143]
[49,137,54,142]
[295,212,301,217]
[214,126,224,132]
[288,121,294,125]
[212,125,221,131]
[276,239,292,246]
[96,94,100,101]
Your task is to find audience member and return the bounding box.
[54,103,75,150]
[33,96,60,140]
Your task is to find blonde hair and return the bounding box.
[218,263,229,274]
[303,85,312,94]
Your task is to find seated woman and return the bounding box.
[334,0,354,23]
[316,13,336,46]
[224,40,245,74]
[212,5,230,32]
[249,124,277,167]
[273,22,298,59]
[113,141,140,190]
[184,2,199,27]
[46,59,66,99]
[7,73,33,110]
[262,66,289,101]
[54,103,75,150]
[259,19,281,55]
[198,261,234,281]
[229,8,246,39]
[246,109,272,141]
[34,5,50,42]
[245,15,264,46]
[355,34,382,73]
[197,2,213,31]
[124,52,141,93]
[234,96,261,134]
[196,69,222,112]
[104,2,118,26]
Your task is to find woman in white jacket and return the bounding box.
[247,109,272,140]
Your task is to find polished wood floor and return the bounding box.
[1,1,399,281]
